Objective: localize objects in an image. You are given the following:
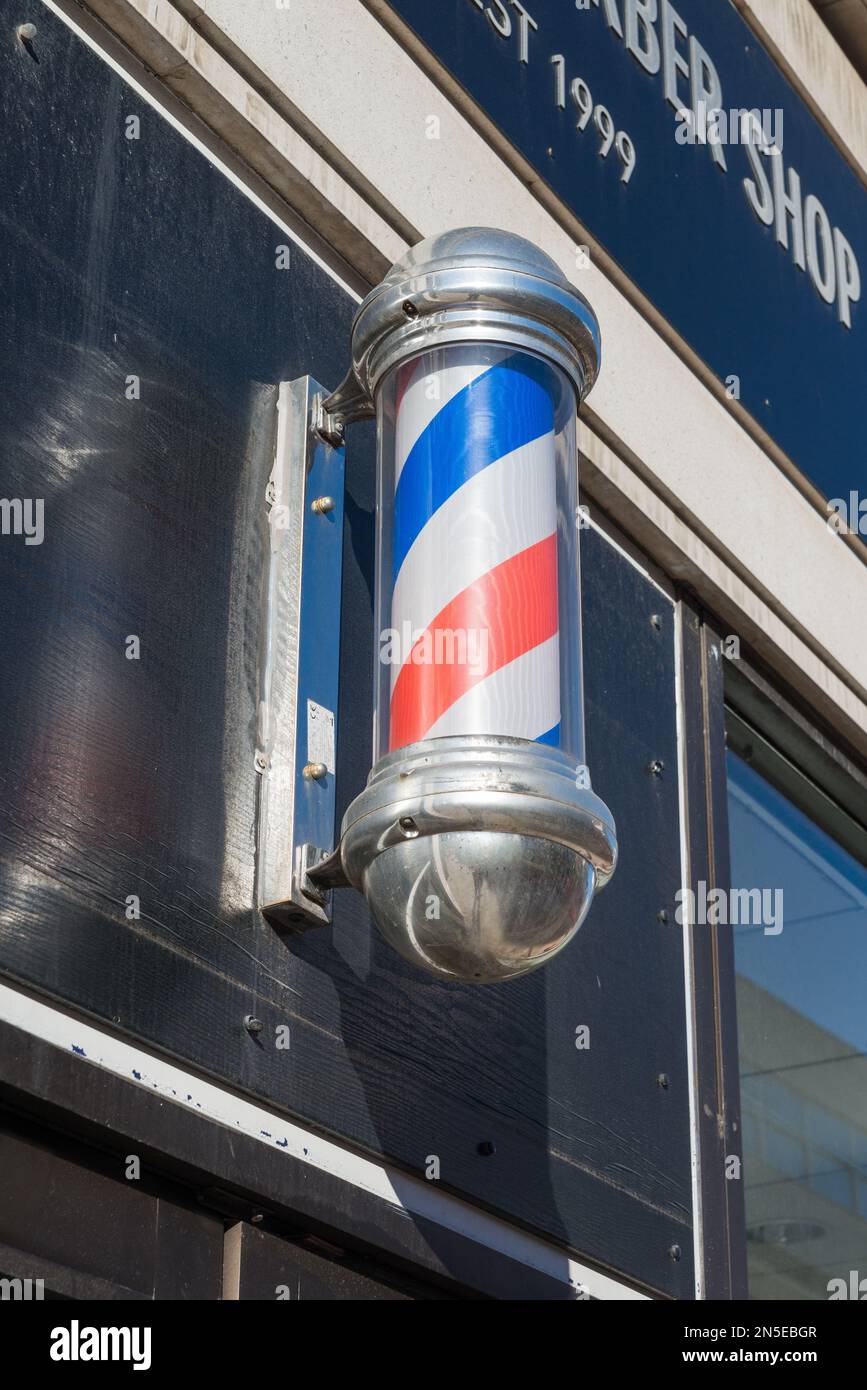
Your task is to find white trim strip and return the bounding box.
[0,980,649,1300]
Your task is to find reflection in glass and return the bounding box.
[729,751,867,1300]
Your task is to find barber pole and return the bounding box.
[299,227,616,982]
[387,346,562,751]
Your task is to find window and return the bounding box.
[728,744,867,1300]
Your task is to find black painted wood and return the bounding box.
[224,1222,422,1301]
[0,2,693,1295]
[0,1020,571,1300]
[0,1108,223,1300]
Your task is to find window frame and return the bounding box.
[690,620,867,1299]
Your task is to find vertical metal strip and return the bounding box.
[256,377,346,929]
[676,598,748,1299]
[701,621,749,1298]
[674,599,705,1298]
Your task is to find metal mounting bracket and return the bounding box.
[255,377,348,932]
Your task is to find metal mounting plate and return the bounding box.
[256,377,345,931]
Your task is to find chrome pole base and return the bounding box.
[337,735,617,985]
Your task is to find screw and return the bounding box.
[648,759,665,777]
[303,762,327,780]
[251,1212,265,1225]
[669,1244,682,1263]
[657,1073,670,1090]
[244,1015,263,1035]
[311,495,335,514]
[254,752,268,774]
[398,815,419,837]
[477,1141,496,1157]
[650,614,662,631]
[657,909,669,925]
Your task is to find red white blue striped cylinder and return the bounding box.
[384,346,564,753]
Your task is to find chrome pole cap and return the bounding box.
[340,227,601,416]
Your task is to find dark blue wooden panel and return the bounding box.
[0,0,692,1295]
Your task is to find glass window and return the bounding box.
[728,749,867,1300]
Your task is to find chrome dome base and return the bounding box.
[334,735,617,984]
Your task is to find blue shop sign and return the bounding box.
[379,0,867,510]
